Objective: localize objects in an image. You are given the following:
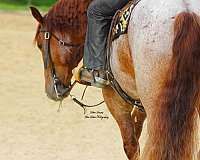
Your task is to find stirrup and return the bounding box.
[77,67,109,88]
[92,76,109,88]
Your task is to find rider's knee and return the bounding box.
[87,0,107,19]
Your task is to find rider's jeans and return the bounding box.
[83,0,129,70]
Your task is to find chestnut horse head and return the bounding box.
[30,0,91,101]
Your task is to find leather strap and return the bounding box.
[105,0,145,112]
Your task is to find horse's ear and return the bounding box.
[30,6,44,24]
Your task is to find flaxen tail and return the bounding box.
[149,12,200,160]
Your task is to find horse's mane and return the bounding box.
[37,0,90,34]
[34,0,91,43]
[46,0,90,33]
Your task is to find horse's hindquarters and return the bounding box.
[128,0,178,112]
[128,0,200,159]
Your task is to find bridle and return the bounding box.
[37,26,106,111]
[39,27,105,111]
[39,27,83,100]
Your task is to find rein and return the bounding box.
[69,94,104,114]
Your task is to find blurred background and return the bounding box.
[0,0,56,10]
[0,0,132,160]
[1,1,198,160]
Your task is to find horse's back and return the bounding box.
[128,0,200,111]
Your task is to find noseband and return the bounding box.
[40,28,83,100]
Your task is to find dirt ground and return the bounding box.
[0,11,149,160]
[0,11,199,160]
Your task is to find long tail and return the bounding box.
[148,12,200,160]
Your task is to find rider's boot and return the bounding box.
[73,63,109,88]
[79,67,109,88]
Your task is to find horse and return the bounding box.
[30,0,200,159]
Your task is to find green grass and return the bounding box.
[0,0,57,11]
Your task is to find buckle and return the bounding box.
[44,32,50,40]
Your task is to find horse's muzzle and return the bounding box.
[46,79,76,101]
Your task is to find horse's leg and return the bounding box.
[131,107,146,140]
[102,86,139,160]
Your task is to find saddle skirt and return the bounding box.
[106,0,144,111]
[112,0,140,40]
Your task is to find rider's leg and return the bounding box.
[81,0,129,88]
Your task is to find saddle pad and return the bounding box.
[112,0,140,40]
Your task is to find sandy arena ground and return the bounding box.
[0,11,199,160]
[0,11,149,160]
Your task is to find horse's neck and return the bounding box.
[110,34,139,99]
